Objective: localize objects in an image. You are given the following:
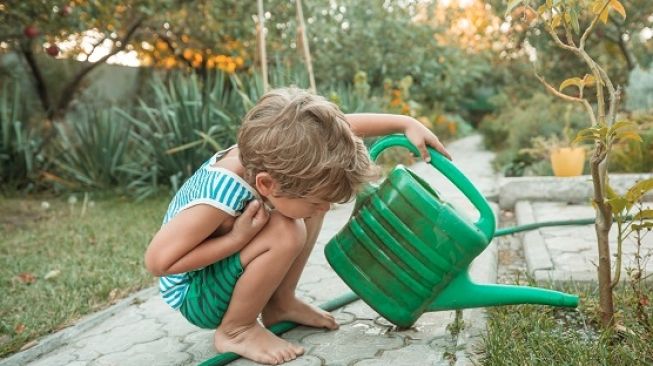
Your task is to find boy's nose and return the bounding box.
[317,202,330,212]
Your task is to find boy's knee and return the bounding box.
[267,212,306,253]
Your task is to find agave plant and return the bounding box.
[50,107,131,189]
[119,71,251,199]
[0,81,41,190]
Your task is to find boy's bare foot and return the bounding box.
[214,322,304,365]
[262,297,339,330]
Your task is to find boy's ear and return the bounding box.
[254,172,277,196]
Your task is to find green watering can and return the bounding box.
[324,135,579,328]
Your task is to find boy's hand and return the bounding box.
[231,200,269,246]
[405,121,452,162]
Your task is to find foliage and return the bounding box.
[0,195,168,357]
[478,93,587,176]
[133,1,253,74]
[0,80,42,190]
[609,114,653,172]
[0,0,177,120]
[118,71,252,200]
[49,108,131,190]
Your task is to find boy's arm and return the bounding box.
[145,200,266,276]
[345,113,452,161]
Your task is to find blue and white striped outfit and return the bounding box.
[159,146,257,309]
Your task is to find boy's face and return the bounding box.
[255,172,332,219]
[264,194,331,219]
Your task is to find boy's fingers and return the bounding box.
[428,137,452,161]
[418,143,430,163]
[255,204,269,221]
[243,200,260,217]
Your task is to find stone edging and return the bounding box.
[499,173,653,209]
[0,287,157,366]
[515,200,598,283]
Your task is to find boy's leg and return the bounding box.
[214,211,307,365]
[261,211,338,329]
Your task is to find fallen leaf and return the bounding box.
[640,296,649,306]
[17,272,36,285]
[108,288,119,303]
[14,324,26,334]
[615,324,636,336]
[19,340,38,351]
[44,269,61,280]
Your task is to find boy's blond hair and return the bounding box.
[238,87,378,203]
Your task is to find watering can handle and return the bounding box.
[368,134,496,241]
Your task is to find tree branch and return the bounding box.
[580,0,611,50]
[544,23,579,54]
[53,15,146,118]
[534,71,597,125]
[84,33,109,62]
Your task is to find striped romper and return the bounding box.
[159,146,258,329]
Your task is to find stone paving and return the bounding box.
[516,200,653,283]
[3,134,499,366]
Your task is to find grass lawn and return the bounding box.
[0,194,168,357]
[482,282,653,365]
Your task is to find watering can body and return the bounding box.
[324,135,579,328]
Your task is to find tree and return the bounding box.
[0,1,176,122]
[505,0,643,327]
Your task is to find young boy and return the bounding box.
[145,87,451,365]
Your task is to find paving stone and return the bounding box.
[75,305,144,339]
[374,311,455,344]
[353,344,446,365]
[519,200,653,282]
[339,300,377,320]
[75,317,165,354]
[27,347,77,366]
[230,355,322,366]
[92,337,190,366]
[303,320,403,364]
[182,330,217,363]
[301,277,352,304]
[157,308,203,339]
[298,264,334,285]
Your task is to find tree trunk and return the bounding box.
[591,145,615,327]
[257,0,269,92]
[20,42,51,117]
[295,0,316,93]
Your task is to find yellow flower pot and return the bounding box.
[550,147,585,177]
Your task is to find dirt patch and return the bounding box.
[0,200,48,232]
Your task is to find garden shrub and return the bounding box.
[478,92,588,176]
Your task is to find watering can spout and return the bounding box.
[428,272,579,312]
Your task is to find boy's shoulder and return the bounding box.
[209,148,246,178]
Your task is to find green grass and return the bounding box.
[0,194,168,357]
[482,281,653,366]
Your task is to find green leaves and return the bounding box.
[559,74,597,97]
[592,0,627,24]
[573,120,642,146]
